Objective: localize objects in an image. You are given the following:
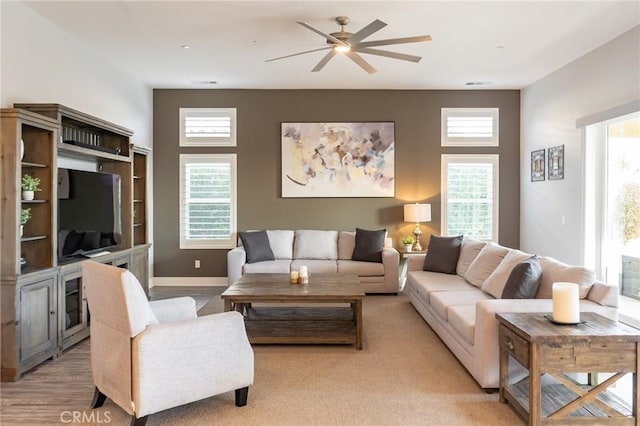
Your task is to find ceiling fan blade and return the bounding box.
[356,35,432,48]
[345,51,377,74]
[311,50,337,72]
[297,21,349,48]
[353,47,422,63]
[348,19,387,44]
[266,47,332,63]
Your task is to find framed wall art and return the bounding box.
[281,122,395,197]
[531,149,545,182]
[548,144,565,180]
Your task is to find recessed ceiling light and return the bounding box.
[181,45,191,49]
[497,45,506,50]
[465,81,492,86]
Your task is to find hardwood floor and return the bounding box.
[0,286,225,424]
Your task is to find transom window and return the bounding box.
[441,108,499,147]
[179,108,237,147]
[179,154,237,249]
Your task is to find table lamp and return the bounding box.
[403,203,431,251]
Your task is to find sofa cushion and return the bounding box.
[481,249,532,298]
[338,231,356,260]
[423,235,463,274]
[456,238,487,276]
[290,259,337,274]
[464,242,510,288]
[501,255,543,299]
[266,230,294,259]
[351,228,386,263]
[406,271,476,301]
[337,260,384,276]
[239,231,275,264]
[294,230,338,260]
[448,305,476,345]
[430,290,492,321]
[243,259,291,274]
[537,256,595,299]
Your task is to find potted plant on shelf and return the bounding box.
[20,208,31,237]
[401,235,415,252]
[21,173,41,200]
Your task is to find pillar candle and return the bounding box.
[298,265,308,277]
[290,270,299,284]
[552,282,580,323]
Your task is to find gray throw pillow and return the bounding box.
[351,228,386,263]
[501,255,543,299]
[423,235,463,274]
[239,231,275,264]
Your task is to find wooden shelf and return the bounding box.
[21,199,47,204]
[21,162,47,168]
[58,142,131,163]
[21,236,47,242]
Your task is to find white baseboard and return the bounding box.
[151,277,228,287]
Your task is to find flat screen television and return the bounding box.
[57,168,122,258]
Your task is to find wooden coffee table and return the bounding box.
[496,312,640,425]
[221,273,365,350]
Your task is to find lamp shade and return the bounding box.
[404,203,431,223]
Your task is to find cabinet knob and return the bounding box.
[507,340,514,351]
[50,311,56,316]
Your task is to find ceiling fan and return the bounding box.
[266,16,432,74]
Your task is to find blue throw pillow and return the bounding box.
[239,231,275,264]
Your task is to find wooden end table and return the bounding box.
[221,273,365,350]
[398,250,426,291]
[496,312,640,425]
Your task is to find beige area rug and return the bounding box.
[0,295,524,425]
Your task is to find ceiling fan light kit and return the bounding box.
[266,16,431,74]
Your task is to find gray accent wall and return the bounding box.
[153,89,520,278]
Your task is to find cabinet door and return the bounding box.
[19,277,56,363]
[59,268,89,347]
[131,249,149,295]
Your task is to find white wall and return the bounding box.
[0,1,152,148]
[1,0,154,276]
[520,26,640,265]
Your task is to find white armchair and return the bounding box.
[81,261,254,426]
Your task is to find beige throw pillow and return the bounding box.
[536,256,595,299]
[456,239,487,276]
[481,249,532,298]
[464,242,510,288]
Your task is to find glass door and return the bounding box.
[602,114,640,298]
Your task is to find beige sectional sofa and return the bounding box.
[227,230,400,294]
[404,238,619,389]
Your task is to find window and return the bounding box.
[179,108,237,147]
[441,108,499,146]
[441,154,499,241]
[179,154,237,249]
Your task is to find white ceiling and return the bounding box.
[23,0,640,90]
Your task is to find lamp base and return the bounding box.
[412,224,423,251]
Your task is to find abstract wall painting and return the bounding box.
[531,149,545,182]
[548,144,565,180]
[281,122,395,197]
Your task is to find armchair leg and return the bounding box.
[131,415,148,426]
[90,387,107,408]
[235,386,249,407]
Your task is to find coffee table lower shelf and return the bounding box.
[503,375,633,421]
[244,306,357,346]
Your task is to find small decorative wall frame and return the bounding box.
[531,149,545,182]
[548,144,564,180]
